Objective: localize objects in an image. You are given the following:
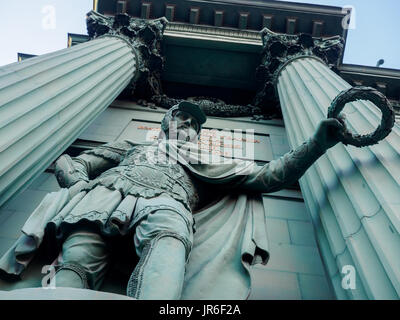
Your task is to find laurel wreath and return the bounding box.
[327,86,395,147]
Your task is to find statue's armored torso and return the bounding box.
[91,145,201,211]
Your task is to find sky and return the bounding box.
[0,0,93,66]
[0,0,399,69]
[280,0,400,69]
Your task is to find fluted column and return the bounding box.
[257,29,400,299]
[0,11,167,208]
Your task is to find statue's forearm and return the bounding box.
[54,140,135,187]
[54,154,90,188]
[75,152,118,179]
[240,137,325,193]
[274,137,325,187]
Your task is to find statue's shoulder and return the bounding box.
[119,139,154,147]
[120,140,157,156]
[99,139,141,152]
[81,140,140,163]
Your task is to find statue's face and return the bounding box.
[171,110,200,142]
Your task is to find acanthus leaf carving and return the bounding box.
[254,28,345,115]
[86,10,168,99]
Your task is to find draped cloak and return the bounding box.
[0,137,321,299]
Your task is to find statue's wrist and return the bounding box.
[310,136,327,156]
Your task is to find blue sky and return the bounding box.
[0,0,92,66]
[280,0,400,69]
[0,0,399,69]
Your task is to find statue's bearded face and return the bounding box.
[171,110,200,142]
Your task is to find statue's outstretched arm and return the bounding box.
[54,140,136,188]
[239,119,344,193]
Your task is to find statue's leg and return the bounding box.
[127,203,194,300]
[55,230,110,290]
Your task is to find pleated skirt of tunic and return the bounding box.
[47,170,194,243]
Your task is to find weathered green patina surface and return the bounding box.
[0,101,345,299]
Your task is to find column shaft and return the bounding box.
[0,36,137,207]
[277,57,400,299]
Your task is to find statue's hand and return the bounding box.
[55,154,89,188]
[313,118,345,151]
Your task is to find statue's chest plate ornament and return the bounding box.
[100,145,199,210]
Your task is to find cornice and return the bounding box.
[190,0,346,16]
[164,22,262,45]
[339,64,400,80]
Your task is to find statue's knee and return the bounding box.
[133,206,194,260]
[146,231,193,262]
[57,242,92,288]
[61,231,109,266]
[62,245,88,265]
[57,231,110,290]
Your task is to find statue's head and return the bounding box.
[160,101,207,142]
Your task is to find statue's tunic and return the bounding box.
[95,144,201,211]
[51,142,209,242]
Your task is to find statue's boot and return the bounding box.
[127,233,188,299]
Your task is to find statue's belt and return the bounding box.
[92,165,194,201]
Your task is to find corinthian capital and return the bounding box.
[254,28,345,115]
[86,10,168,98]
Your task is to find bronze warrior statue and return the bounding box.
[0,101,344,299]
